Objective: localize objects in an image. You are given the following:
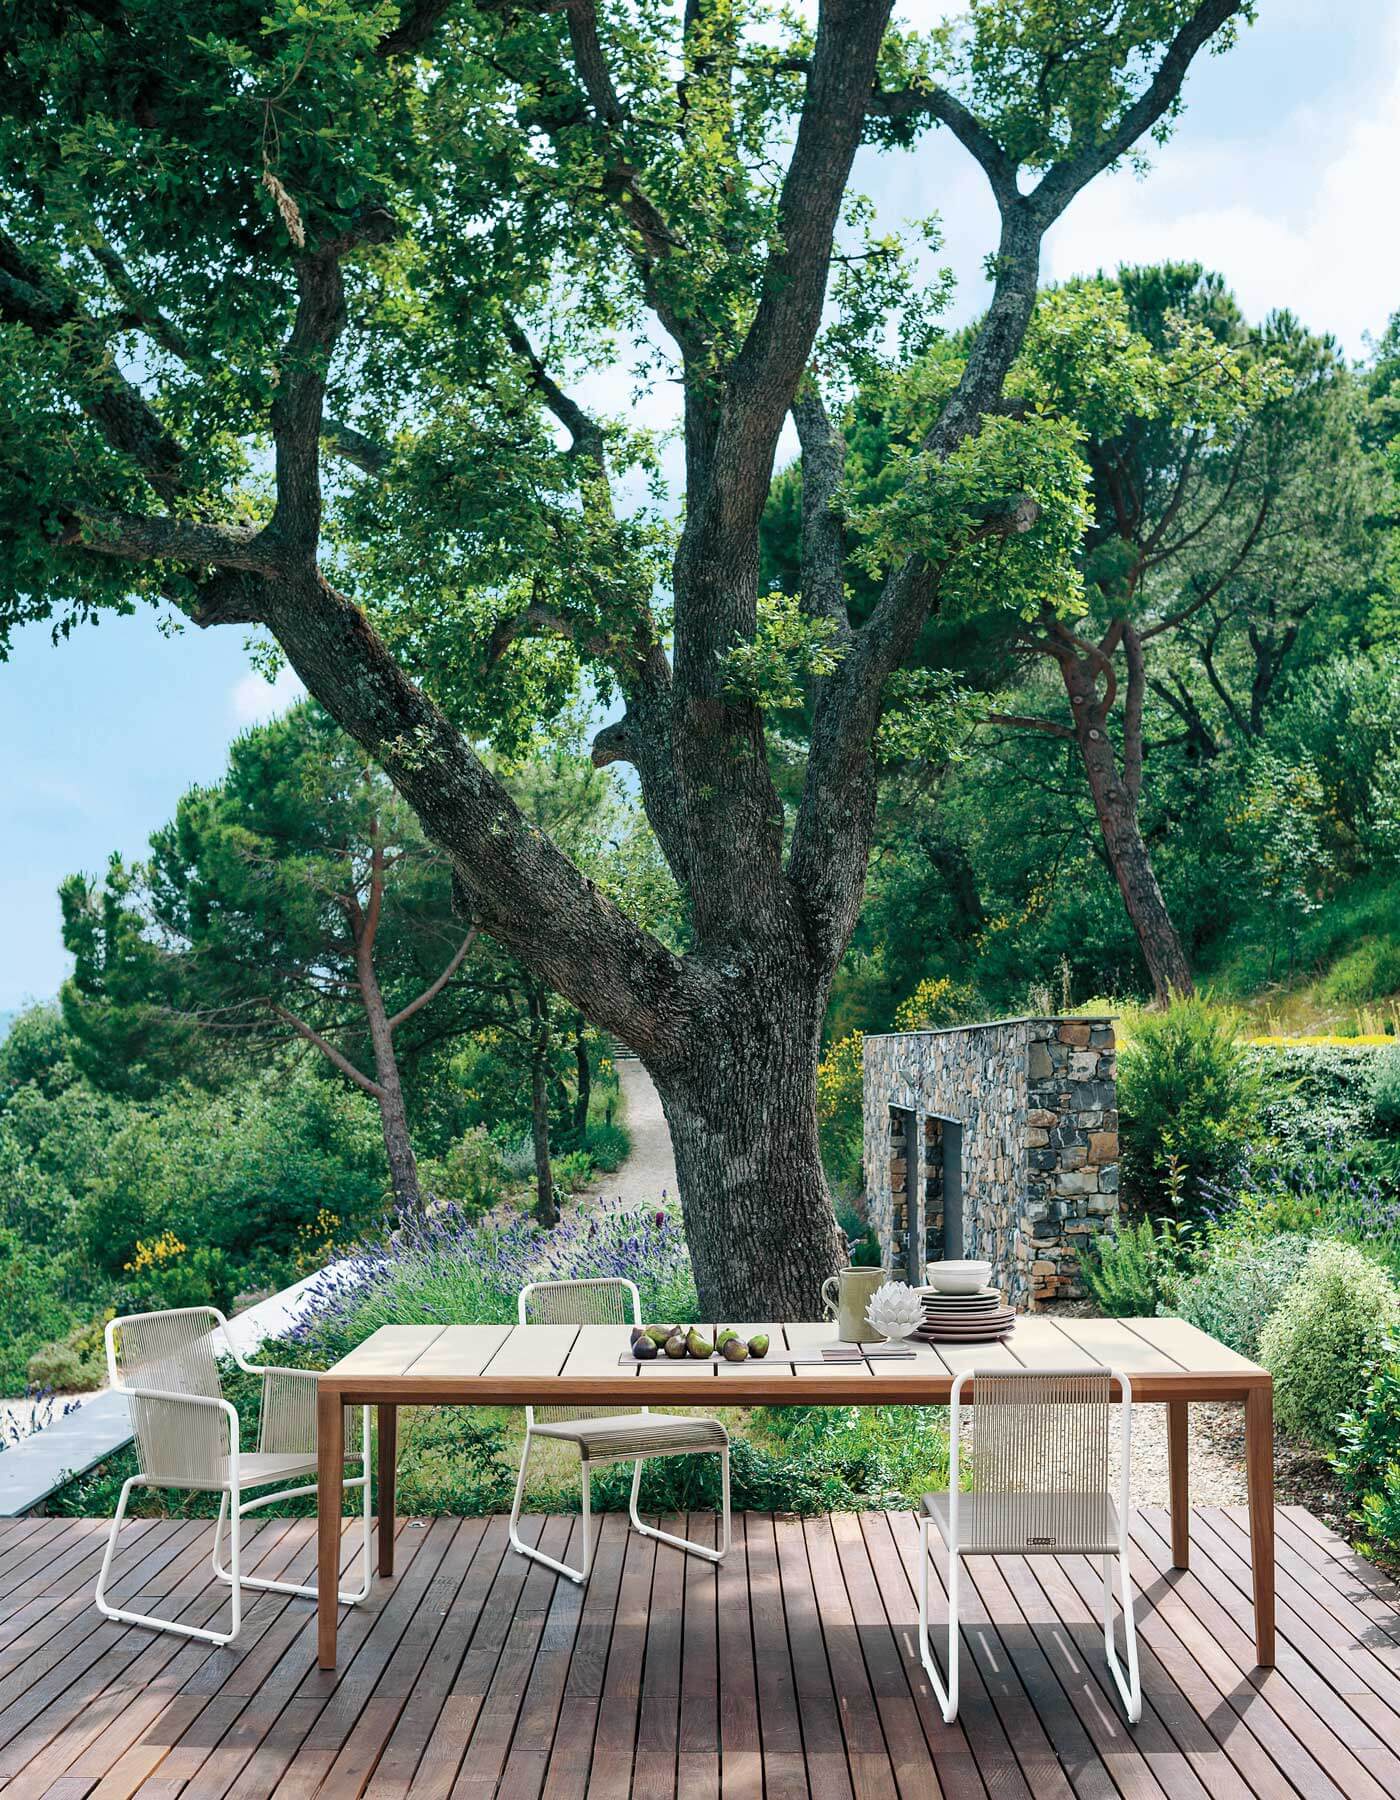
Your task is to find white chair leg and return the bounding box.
[917,1516,959,1724]
[628,1448,730,1564]
[96,1475,243,1645]
[1103,1550,1142,1723]
[213,1412,374,1607]
[510,1432,594,1583]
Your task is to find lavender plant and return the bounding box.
[286,1200,700,1359]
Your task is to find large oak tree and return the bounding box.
[1,0,1252,1315]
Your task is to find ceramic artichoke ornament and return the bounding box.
[864,1281,924,1341]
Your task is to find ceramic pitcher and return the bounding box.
[821,1265,887,1343]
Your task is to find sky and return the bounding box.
[3,0,1398,1012]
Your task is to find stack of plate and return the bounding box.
[917,1287,1015,1344]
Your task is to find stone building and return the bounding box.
[862,1016,1119,1309]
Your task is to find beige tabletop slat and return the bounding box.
[479,1322,580,1379]
[1002,1315,1101,1369]
[932,1337,1021,1375]
[784,1321,872,1379]
[402,1324,516,1379]
[329,1324,445,1379]
[563,1324,642,1379]
[1118,1315,1265,1375]
[1045,1315,1181,1372]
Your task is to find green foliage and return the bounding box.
[1370,1047,1400,1134]
[1259,1241,1400,1446]
[1168,1233,1312,1360]
[1077,1216,1171,1315]
[1334,1350,1400,1552]
[0,1225,81,1391]
[849,1229,883,1268]
[1118,1000,1262,1212]
[720,592,845,712]
[27,1314,111,1392]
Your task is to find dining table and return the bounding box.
[315,1313,1275,1671]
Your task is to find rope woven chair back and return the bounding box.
[961,1368,1119,1555]
[520,1278,639,1424]
[110,1308,229,1489]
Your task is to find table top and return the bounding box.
[320,1316,1267,1404]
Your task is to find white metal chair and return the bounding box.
[917,1366,1141,1725]
[508,1277,730,1584]
[95,1306,371,1646]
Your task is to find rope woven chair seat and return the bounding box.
[921,1489,1119,1555]
[530,1411,728,1466]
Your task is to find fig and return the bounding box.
[716,1328,737,1349]
[633,1336,659,1359]
[664,1333,688,1358]
[687,1328,714,1359]
[645,1325,674,1346]
[747,1333,770,1359]
[722,1337,749,1362]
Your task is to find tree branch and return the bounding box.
[60,511,285,573]
[387,928,478,1031]
[272,1002,384,1097]
[0,230,186,503]
[866,81,1018,208]
[792,385,851,637]
[1027,1,1247,227]
[984,710,1075,740]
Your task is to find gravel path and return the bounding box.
[587,1058,678,1213]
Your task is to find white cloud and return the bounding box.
[230,664,305,727]
[1044,12,1400,357]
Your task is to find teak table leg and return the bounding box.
[317,1386,343,1670]
[1167,1400,1190,1569]
[1245,1383,1276,1667]
[377,1403,398,1578]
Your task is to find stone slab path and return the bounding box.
[587,1057,678,1212]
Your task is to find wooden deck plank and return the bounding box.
[1129,1509,1392,1800]
[0,1508,1396,1798]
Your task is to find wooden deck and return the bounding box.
[0,1504,1396,1799]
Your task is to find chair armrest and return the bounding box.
[118,1387,239,1485]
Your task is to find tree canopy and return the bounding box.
[1,0,1258,1314]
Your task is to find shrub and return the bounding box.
[581,1120,630,1172]
[1369,1046,1400,1134]
[419,1127,505,1212]
[1118,1000,1262,1214]
[1077,1217,1171,1316]
[1169,1233,1312,1359]
[0,1226,80,1391]
[1335,1349,1400,1550]
[816,1032,865,1193]
[27,1314,111,1392]
[1259,1241,1400,1445]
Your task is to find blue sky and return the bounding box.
[3,0,1397,1011]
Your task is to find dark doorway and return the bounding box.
[923,1114,964,1272]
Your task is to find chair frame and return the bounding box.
[918,1365,1141,1726]
[508,1277,731,1584]
[95,1306,371,1647]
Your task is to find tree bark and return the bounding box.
[651,958,842,1321]
[573,1019,591,1137]
[1062,656,1194,1006]
[357,939,422,1212]
[529,993,557,1227]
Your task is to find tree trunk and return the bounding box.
[573,1019,591,1137]
[650,967,843,1321]
[1070,700,1194,1006]
[375,1073,421,1215]
[358,973,421,1213]
[529,996,556,1226]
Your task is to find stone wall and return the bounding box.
[862,1017,1118,1309]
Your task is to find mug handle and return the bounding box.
[821,1274,839,1320]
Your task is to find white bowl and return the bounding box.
[925,1260,994,1295]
